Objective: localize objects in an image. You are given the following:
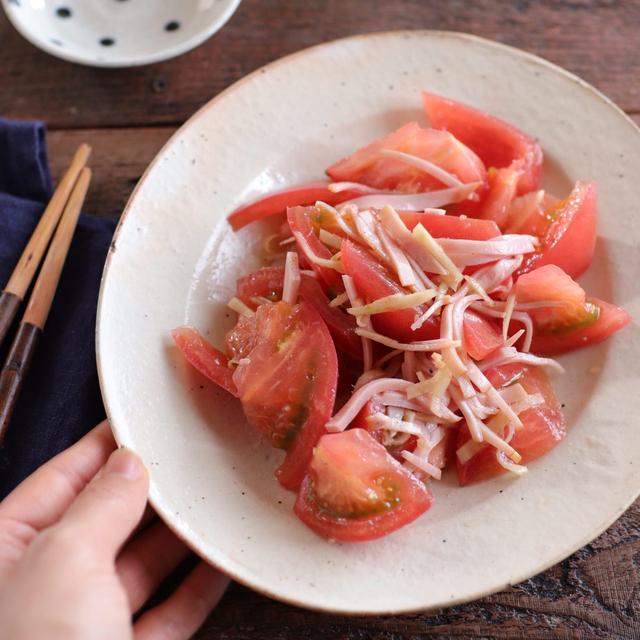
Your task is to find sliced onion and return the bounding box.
[326,378,414,432]
[355,328,460,352]
[402,450,442,480]
[379,148,464,188]
[340,182,481,211]
[282,251,301,304]
[293,231,344,273]
[377,224,418,288]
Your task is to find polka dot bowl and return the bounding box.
[1,0,242,67]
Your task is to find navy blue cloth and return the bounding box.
[0,118,116,497]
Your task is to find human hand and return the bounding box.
[0,421,228,640]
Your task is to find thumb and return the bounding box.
[55,447,149,560]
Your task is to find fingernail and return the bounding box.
[105,448,143,480]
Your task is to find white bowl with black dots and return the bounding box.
[1,0,242,67]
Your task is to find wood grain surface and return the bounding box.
[2,1,639,637]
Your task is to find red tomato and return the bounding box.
[287,206,343,295]
[171,327,238,397]
[517,181,597,279]
[294,429,433,541]
[463,310,503,360]
[235,266,284,305]
[478,166,520,229]
[514,264,585,324]
[235,266,362,359]
[227,182,362,231]
[530,297,631,355]
[505,190,559,235]
[514,265,631,354]
[225,313,258,362]
[398,211,500,239]
[326,122,486,192]
[456,363,566,485]
[422,91,543,195]
[229,301,338,490]
[341,239,439,342]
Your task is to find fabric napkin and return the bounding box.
[0,118,116,498]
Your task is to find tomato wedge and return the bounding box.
[530,297,631,355]
[456,363,566,485]
[422,91,543,195]
[227,182,362,231]
[341,239,439,342]
[326,122,486,192]
[463,310,503,360]
[398,211,500,239]
[478,165,520,229]
[295,429,433,541]
[228,301,338,490]
[171,327,238,397]
[505,190,559,235]
[515,265,631,355]
[287,206,344,295]
[235,266,361,359]
[517,181,597,280]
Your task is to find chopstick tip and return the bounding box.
[75,143,92,164]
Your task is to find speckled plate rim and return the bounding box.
[1,0,242,68]
[96,30,640,614]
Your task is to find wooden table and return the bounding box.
[2,2,639,637]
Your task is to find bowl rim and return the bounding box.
[1,0,242,68]
[96,29,640,614]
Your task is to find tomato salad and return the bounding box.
[172,91,630,542]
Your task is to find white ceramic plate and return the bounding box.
[97,31,640,614]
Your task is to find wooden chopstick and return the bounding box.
[0,167,92,443]
[0,143,91,347]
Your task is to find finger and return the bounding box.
[132,505,158,538]
[134,563,229,640]
[116,521,190,612]
[54,447,149,560]
[0,421,115,535]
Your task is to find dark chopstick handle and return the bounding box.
[0,322,41,445]
[0,290,22,348]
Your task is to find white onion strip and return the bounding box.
[354,209,389,261]
[402,450,442,480]
[449,385,484,442]
[377,224,418,288]
[379,148,464,188]
[496,451,528,476]
[411,298,447,331]
[326,378,414,432]
[347,290,436,316]
[329,292,349,308]
[293,231,345,273]
[282,252,301,304]
[318,228,343,250]
[355,328,459,352]
[367,412,423,436]
[413,222,464,289]
[472,256,523,293]
[502,293,516,342]
[377,206,446,275]
[466,361,523,429]
[228,297,255,318]
[477,346,565,374]
[328,181,380,194]
[341,182,481,211]
[342,275,373,371]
